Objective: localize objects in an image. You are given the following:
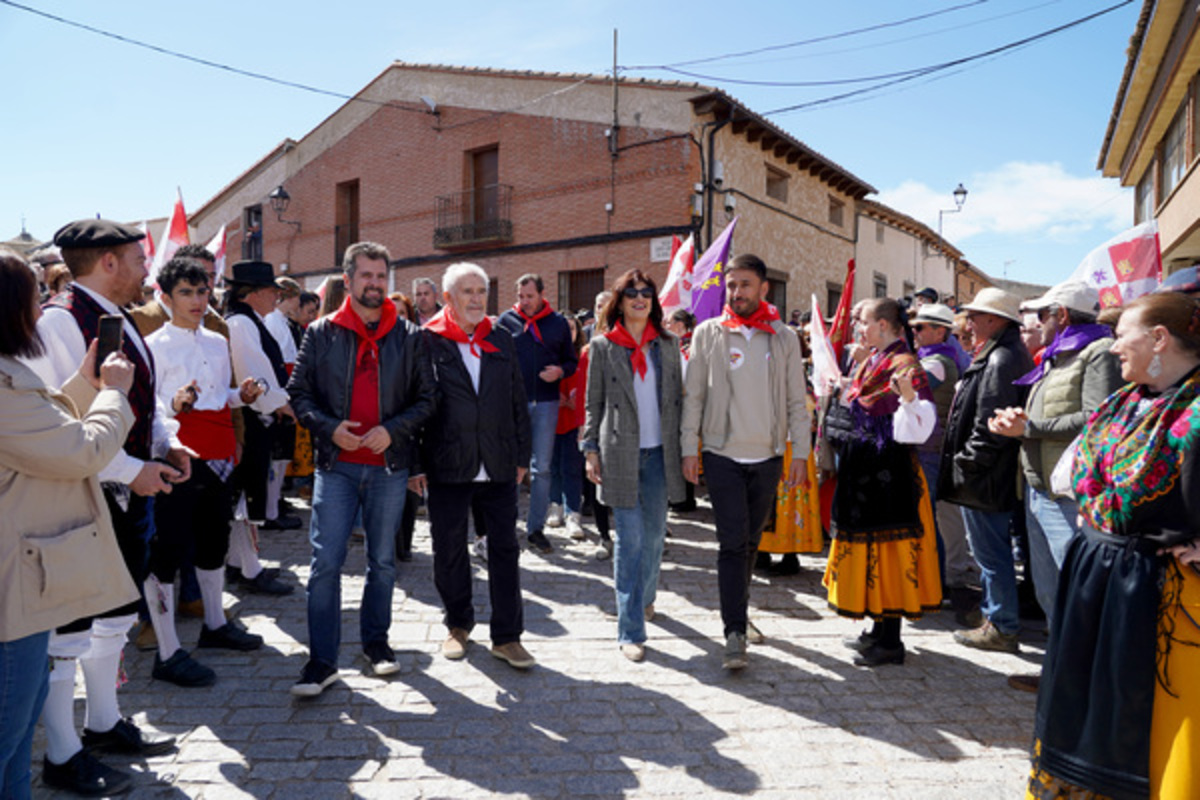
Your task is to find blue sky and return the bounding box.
[0,0,1140,285]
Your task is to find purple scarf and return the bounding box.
[918,342,959,364]
[1014,324,1111,386]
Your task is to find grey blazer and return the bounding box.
[582,332,685,509]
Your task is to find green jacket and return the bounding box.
[1020,336,1122,496]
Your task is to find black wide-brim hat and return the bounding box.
[226,260,277,288]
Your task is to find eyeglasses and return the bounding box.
[621,286,655,299]
[912,324,928,332]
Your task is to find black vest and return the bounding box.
[47,286,156,460]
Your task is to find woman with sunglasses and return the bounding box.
[582,270,685,661]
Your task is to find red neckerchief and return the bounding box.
[720,302,780,334]
[514,300,554,343]
[425,306,499,357]
[604,320,658,379]
[329,296,398,369]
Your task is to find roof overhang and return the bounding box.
[691,91,875,199]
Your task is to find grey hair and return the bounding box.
[342,241,391,276]
[412,276,437,294]
[443,262,489,295]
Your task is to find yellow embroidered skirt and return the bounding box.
[822,445,941,620]
[759,442,823,555]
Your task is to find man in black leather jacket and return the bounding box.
[409,262,536,670]
[286,242,435,697]
[937,288,1032,654]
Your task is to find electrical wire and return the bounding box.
[621,0,991,70]
[0,0,431,115]
[762,0,1132,115]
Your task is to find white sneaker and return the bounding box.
[746,620,765,645]
[565,513,586,540]
[546,503,564,528]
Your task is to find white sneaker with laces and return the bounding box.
[545,503,564,528]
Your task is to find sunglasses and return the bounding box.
[621,286,655,299]
[912,324,929,332]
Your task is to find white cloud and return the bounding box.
[877,162,1131,246]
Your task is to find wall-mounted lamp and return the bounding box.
[935,183,968,254]
[268,185,302,234]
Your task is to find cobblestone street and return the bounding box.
[34,495,1044,799]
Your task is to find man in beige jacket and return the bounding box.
[681,254,810,670]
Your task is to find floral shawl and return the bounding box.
[1073,366,1200,533]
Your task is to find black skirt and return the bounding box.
[1032,525,1163,800]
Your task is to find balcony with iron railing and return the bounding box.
[434,183,513,249]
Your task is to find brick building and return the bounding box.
[189,63,873,317]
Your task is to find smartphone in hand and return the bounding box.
[95,315,124,377]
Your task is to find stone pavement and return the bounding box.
[34,493,1046,799]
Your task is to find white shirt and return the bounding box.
[145,323,248,415]
[23,282,181,485]
[634,354,662,449]
[456,341,490,482]
[226,311,289,415]
[893,396,937,444]
[264,309,298,365]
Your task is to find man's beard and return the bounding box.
[358,289,384,309]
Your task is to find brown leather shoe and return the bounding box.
[1007,673,1040,693]
[134,621,157,652]
[490,641,536,669]
[442,628,469,660]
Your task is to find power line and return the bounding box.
[646,0,1066,70]
[620,0,990,71]
[762,0,1132,115]
[0,0,431,115]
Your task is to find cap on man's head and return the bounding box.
[1156,265,1200,295]
[53,219,145,250]
[915,286,939,303]
[913,303,955,328]
[1021,280,1100,317]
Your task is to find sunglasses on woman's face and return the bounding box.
[622,286,655,299]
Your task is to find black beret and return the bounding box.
[54,219,145,249]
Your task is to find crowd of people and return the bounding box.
[0,220,1197,799]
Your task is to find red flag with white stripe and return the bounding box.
[149,190,190,285]
[205,225,227,286]
[659,233,696,317]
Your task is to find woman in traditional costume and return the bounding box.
[1028,291,1200,800]
[822,297,941,666]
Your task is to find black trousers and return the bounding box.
[58,490,152,633]
[150,460,234,581]
[235,409,271,522]
[701,453,782,638]
[427,480,523,645]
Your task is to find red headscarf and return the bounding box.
[720,302,780,334]
[604,320,658,379]
[513,300,554,343]
[329,296,398,368]
[425,306,499,357]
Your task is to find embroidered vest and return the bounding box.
[48,286,156,460]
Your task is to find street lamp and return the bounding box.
[936,183,968,252]
[269,185,302,233]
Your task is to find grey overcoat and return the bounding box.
[582,332,686,509]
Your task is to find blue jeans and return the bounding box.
[307,461,407,667]
[548,430,583,516]
[611,447,668,645]
[0,630,49,800]
[1025,486,1080,628]
[525,401,559,534]
[961,506,1019,635]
